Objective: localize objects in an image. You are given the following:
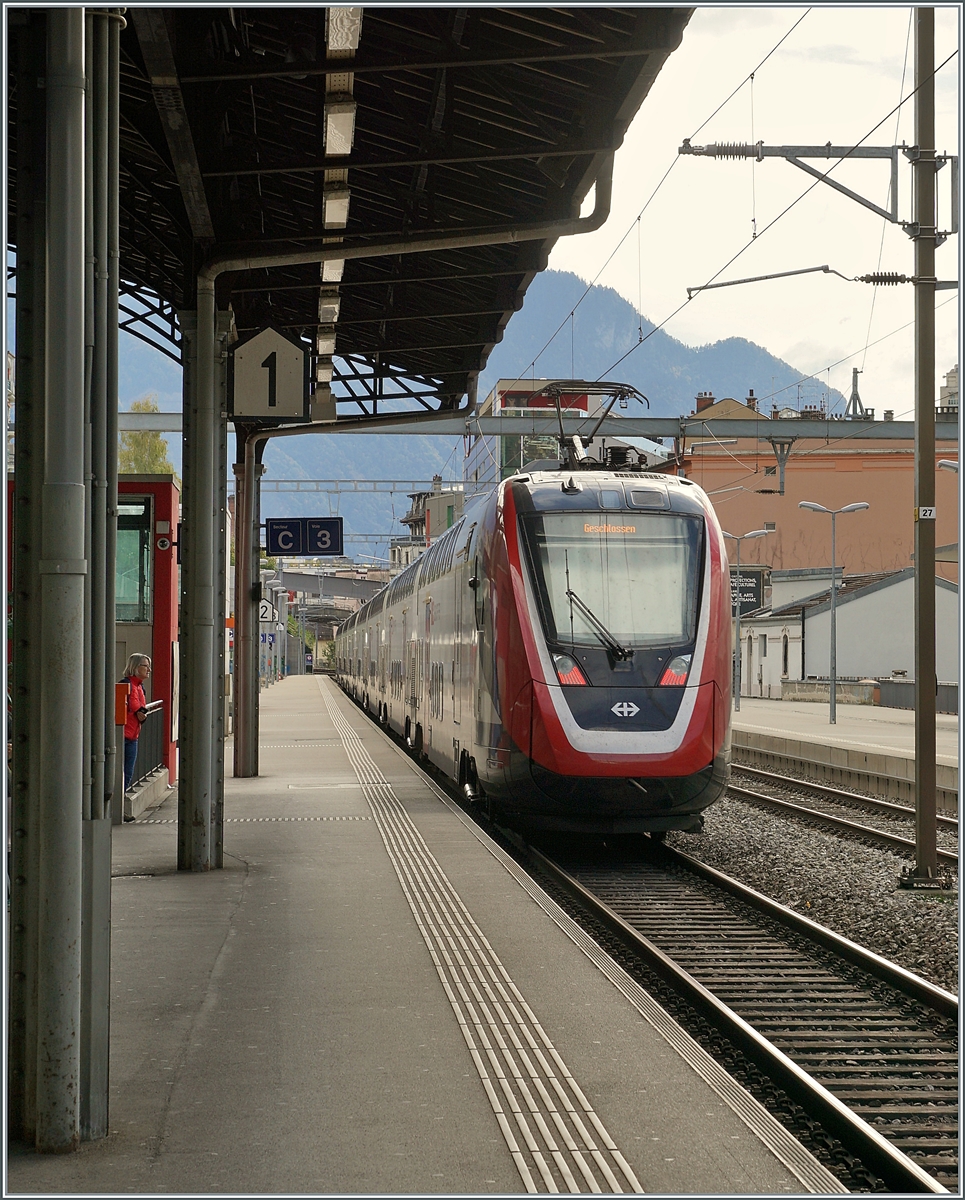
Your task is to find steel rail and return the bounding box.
[345,682,956,1189]
[527,845,950,1194]
[732,765,959,830]
[728,783,959,866]
[660,843,958,1021]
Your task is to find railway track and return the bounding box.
[528,837,958,1194]
[733,765,959,831]
[363,698,957,1191]
[728,768,959,867]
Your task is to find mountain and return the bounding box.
[116,270,843,559]
[477,270,842,417]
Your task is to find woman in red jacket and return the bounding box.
[122,654,152,794]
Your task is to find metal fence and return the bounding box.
[877,679,958,715]
[130,701,165,788]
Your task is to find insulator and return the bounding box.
[710,143,758,159]
[857,272,908,285]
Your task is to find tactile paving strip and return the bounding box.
[321,680,643,1195]
[136,816,371,824]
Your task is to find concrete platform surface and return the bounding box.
[732,697,959,769]
[7,677,844,1196]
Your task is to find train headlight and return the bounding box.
[553,653,589,686]
[659,654,692,686]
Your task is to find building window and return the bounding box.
[763,521,776,532]
[116,498,152,622]
[764,465,777,476]
[782,634,789,677]
[759,634,767,657]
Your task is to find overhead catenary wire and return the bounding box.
[859,7,914,382]
[486,9,815,399]
[596,45,959,383]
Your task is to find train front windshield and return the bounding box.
[520,512,703,649]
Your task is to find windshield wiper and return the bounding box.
[565,589,634,660]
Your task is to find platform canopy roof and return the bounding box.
[8,6,694,420]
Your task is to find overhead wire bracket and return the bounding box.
[679,138,959,242]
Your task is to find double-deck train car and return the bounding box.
[335,466,732,834]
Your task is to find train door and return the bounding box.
[473,553,484,721]
[452,567,462,725]
[423,598,432,747]
[387,615,395,722]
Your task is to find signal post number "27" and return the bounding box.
[916,507,937,521]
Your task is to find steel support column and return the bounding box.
[80,9,116,1141]
[9,9,48,1144]
[912,6,938,883]
[178,309,207,869]
[829,513,838,725]
[178,295,230,870]
[231,453,251,775]
[212,312,231,868]
[104,6,121,825]
[37,7,86,1151]
[233,433,267,777]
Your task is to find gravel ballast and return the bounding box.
[666,795,959,995]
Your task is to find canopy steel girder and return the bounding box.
[256,478,464,493]
[110,412,961,440]
[131,8,214,241]
[178,41,683,85]
[8,6,695,420]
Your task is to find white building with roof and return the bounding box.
[737,568,959,699]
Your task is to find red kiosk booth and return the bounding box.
[6,471,180,798]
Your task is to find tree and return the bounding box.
[118,395,179,481]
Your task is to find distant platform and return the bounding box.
[731,697,959,809]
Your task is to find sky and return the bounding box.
[547,5,961,418]
[6,4,960,432]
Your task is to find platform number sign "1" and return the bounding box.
[228,327,309,422]
[261,351,276,408]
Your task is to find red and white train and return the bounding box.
[335,464,732,835]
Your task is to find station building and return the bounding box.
[681,369,959,586]
[735,566,959,701]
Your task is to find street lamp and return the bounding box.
[798,501,870,724]
[937,459,958,473]
[721,529,770,712]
